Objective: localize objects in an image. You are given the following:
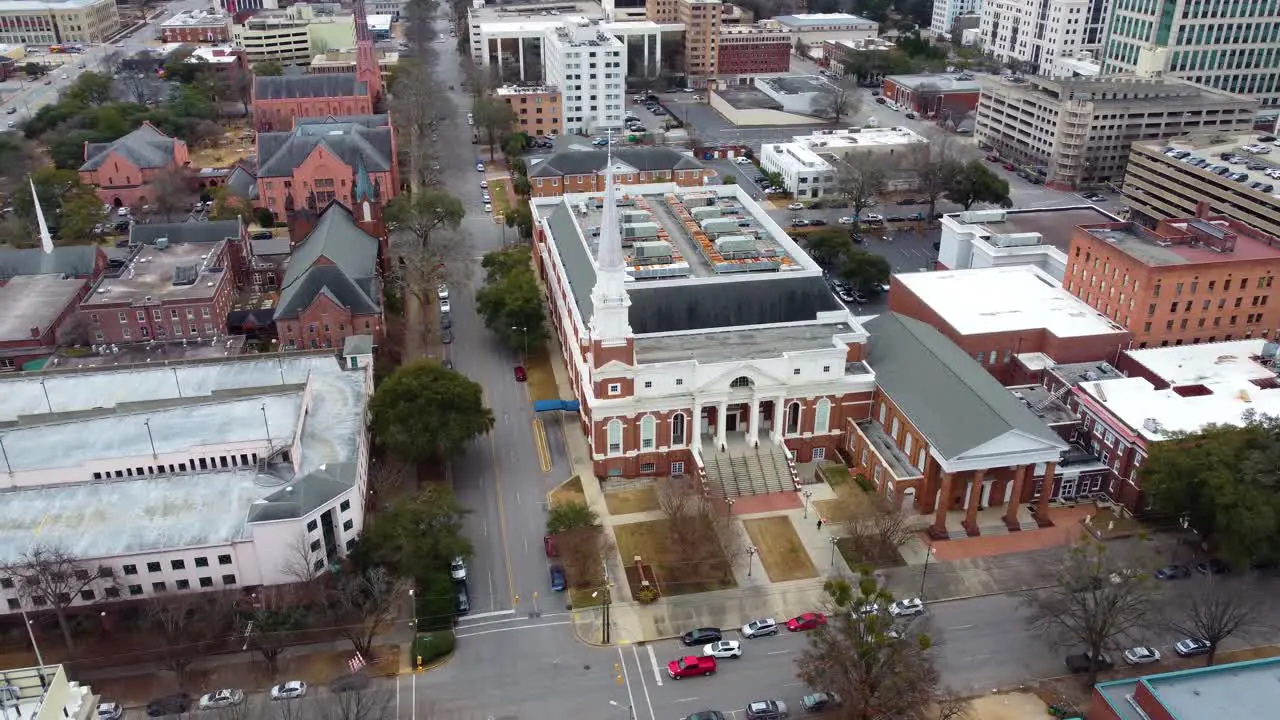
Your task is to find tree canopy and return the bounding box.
[385,189,465,249]
[839,247,891,291]
[356,485,472,580]
[472,97,518,161]
[475,246,548,352]
[803,227,855,266]
[1142,414,1280,566]
[944,160,1013,210]
[369,360,495,463]
[10,167,106,244]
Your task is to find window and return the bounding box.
[146,561,161,573]
[812,447,826,461]
[199,577,213,588]
[340,500,351,512]
[640,415,655,450]
[310,539,322,552]
[639,462,656,473]
[786,402,801,435]
[152,582,167,593]
[814,399,831,434]
[218,554,232,565]
[607,382,621,395]
[128,584,143,596]
[171,559,185,571]
[671,461,685,475]
[5,599,18,611]
[643,381,652,389]
[194,556,208,568]
[80,589,95,601]
[222,574,237,586]
[916,448,926,470]
[343,519,354,531]
[306,519,318,532]
[903,434,913,457]
[123,564,138,575]
[175,579,190,591]
[890,417,900,437]
[729,375,752,388]
[877,402,886,423]
[671,413,686,446]
[607,419,623,455]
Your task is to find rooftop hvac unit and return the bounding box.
[621,222,660,239]
[690,205,722,220]
[620,210,651,224]
[701,218,740,235]
[714,235,757,254]
[632,241,673,261]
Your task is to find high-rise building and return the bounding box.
[979,0,1111,77]
[930,0,984,39]
[543,20,627,135]
[678,0,722,84]
[1101,0,1280,118]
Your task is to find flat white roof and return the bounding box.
[895,266,1127,338]
[1079,339,1280,441]
[790,125,928,149]
[0,0,104,11]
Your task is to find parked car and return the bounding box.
[98,703,123,720]
[450,557,467,581]
[735,157,753,165]
[146,694,193,717]
[800,693,841,712]
[741,618,779,638]
[330,674,370,694]
[1175,638,1211,657]
[744,700,789,719]
[667,655,717,679]
[702,640,743,658]
[1123,646,1162,665]
[440,298,451,314]
[1065,651,1113,673]
[1154,564,1191,580]
[542,534,557,556]
[787,202,804,211]
[889,598,925,617]
[455,584,471,614]
[198,689,245,711]
[437,284,450,300]
[681,627,722,646]
[269,682,308,701]
[514,365,528,382]
[684,713,726,720]
[549,565,566,591]
[1195,558,1231,575]
[809,219,828,226]
[838,216,856,224]
[786,613,827,632]
[476,162,485,172]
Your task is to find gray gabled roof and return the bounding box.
[253,74,365,100]
[224,165,259,200]
[296,114,389,128]
[529,148,704,178]
[0,245,101,280]
[247,462,355,522]
[257,120,393,178]
[130,219,242,246]
[864,313,1068,462]
[81,123,180,172]
[274,204,380,321]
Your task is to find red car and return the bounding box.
[786,612,828,632]
[1002,162,1016,171]
[514,365,527,382]
[667,655,716,679]
[543,535,558,557]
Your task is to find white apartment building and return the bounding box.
[543,20,626,135]
[759,126,929,199]
[974,74,1256,190]
[771,12,878,44]
[979,0,1110,77]
[1102,1,1280,117]
[0,0,119,45]
[0,347,375,616]
[930,0,983,39]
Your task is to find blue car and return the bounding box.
[549,565,566,592]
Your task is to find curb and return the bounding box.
[399,649,456,675]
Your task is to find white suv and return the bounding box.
[741,618,778,638]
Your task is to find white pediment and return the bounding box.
[954,428,1069,462]
[598,161,640,176]
[696,361,787,393]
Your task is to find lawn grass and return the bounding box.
[490,178,512,216]
[813,479,875,525]
[818,463,852,487]
[569,586,609,609]
[743,516,818,582]
[1083,506,1145,540]
[604,486,660,516]
[550,474,585,508]
[524,348,559,402]
[613,519,736,597]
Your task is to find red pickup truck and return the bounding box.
[667,655,717,679]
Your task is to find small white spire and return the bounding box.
[31,178,53,255]
[589,129,632,345]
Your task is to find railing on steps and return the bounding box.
[778,442,802,491]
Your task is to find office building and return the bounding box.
[0,0,119,45]
[759,126,929,199]
[937,206,1121,280]
[974,74,1256,190]
[717,23,791,78]
[930,0,983,39]
[497,85,564,136]
[232,5,355,65]
[1065,214,1280,349]
[543,20,627,135]
[979,0,1109,77]
[0,665,97,720]
[1122,134,1280,239]
[1102,1,1280,118]
[771,12,878,44]
[528,147,708,197]
[679,0,721,84]
[160,9,232,43]
[882,73,982,117]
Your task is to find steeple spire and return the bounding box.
[31,178,53,255]
[351,0,383,101]
[588,137,632,346]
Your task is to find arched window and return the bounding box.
[785,402,801,435]
[730,376,753,388]
[877,402,886,423]
[640,415,656,450]
[607,419,623,455]
[671,413,686,446]
[815,399,831,434]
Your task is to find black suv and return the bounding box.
[681,627,722,646]
[146,694,192,717]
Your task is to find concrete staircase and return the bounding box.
[701,437,795,498]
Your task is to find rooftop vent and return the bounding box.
[172,264,200,286]
[155,237,170,249]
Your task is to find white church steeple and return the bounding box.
[588,142,633,346]
[31,178,54,255]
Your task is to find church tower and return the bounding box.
[352,0,384,102]
[353,161,388,269]
[588,147,635,369]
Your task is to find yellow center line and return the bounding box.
[488,430,518,609]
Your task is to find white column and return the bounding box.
[518,37,526,81]
[655,34,662,78]
[692,399,703,443]
[771,397,784,443]
[716,401,728,450]
[748,398,760,448]
[643,34,650,78]
[497,39,504,76]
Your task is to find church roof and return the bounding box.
[253,74,366,101]
[274,203,380,321]
[80,123,181,172]
[529,148,705,179]
[0,245,101,280]
[257,119,393,178]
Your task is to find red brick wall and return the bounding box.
[717,40,789,74]
[277,290,382,350]
[253,96,376,132]
[530,168,710,198]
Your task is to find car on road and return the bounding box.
[741,617,779,638]
[481,192,491,202]
[541,534,558,556]
[549,564,567,591]
[735,157,753,164]
[98,703,123,720]
[439,298,451,314]
[800,692,842,712]
[889,598,925,617]
[1155,564,1191,580]
[450,556,467,581]
[838,216,855,224]
[791,219,810,227]
[808,218,827,226]
[863,213,884,222]
[874,97,886,104]
[330,674,371,694]
[437,284,449,300]
[198,690,244,711]
[475,162,484,172]
[703,640,742,658]
[744,699,789,719]
[269,682,307,700]
[896,198,918,205]
[484,203,493,213]
[1175,638,1211,657]
[667,655,717,679]
[1065,651,1113,674]
[787,202,804,210]
[146,694,192,717]
[455,584,471,614]
[1123,647,1162,665]
[480,180,488,189]
[787,612,827,631]
[515,365,528,382]
[1196,558,1230,575]
[5,107,14,115]
[683,713,726,720]
[681,627,722,646]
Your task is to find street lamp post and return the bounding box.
[511,325,528,364]
[802,489,813,518]
[20,607,46,668]
[609,700,635,720]
[745,546,758,577]
[829,536,840,568]
[918,542,936,600]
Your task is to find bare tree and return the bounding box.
[813,77,862,123]
[279,532,324,585]
[843,494,917,566]
[912,132,962,220]
[142,592,237,682]
[390,233,469,350]
[323,687,394,720]
[56,314,91,346]
[389,59,453,193]
[559,526,614,590]
[328,566,410,658]
[148,166,191,221]
[224,66,254,115]
[1021,540,1156,686]
[837,160,887,225]
[3,546,115,655]
[370,455,415,497]
[655,477,740,589]
[1163,576,1263,666]
[120,72,153,104]
[241,603,310,677]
